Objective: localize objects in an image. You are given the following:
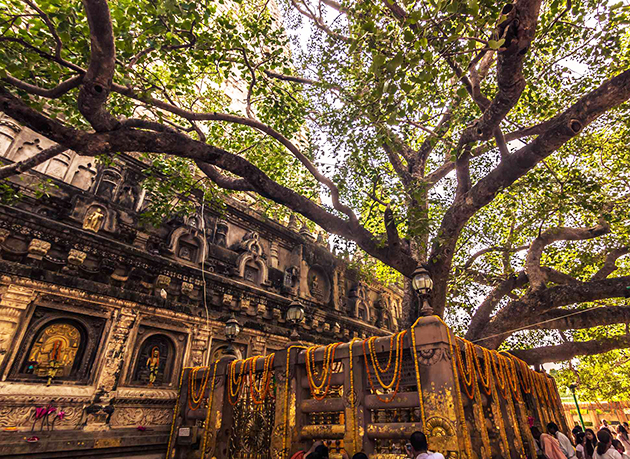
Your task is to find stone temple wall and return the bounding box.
[0,113,402,457]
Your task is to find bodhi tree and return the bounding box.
[1,0,629,365]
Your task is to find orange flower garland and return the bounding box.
[188,365,212,411]
[454,339,476,399]
[305,343,341,400]
[362,330,406,403]
[472,343,493,396]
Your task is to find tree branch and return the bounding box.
[465,271,529,340]
[109,83,358,223]
[77,0,119,131]
[429,68,630,316]
[460,0,543,144]
[592,247,630,280]
[0,143,67,179]
[477,275,630,348]
[464,244,529,269]
[510,335,630,365]
[3,73,83,98]
[195,161,255,191]
[0,85,419,276]
[531,306,630,331]
[526,221,609,290]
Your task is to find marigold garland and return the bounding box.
[250,353,275,405]
[166,367,187,459]
[283,345,306,459]
[410,317,427,428]
[228,357,252,405]
[348,338,360,454]
[305,343,341,400]
[436,316,473,459]
[362,330,406,403]
[454,339,476,399]
[472,344,493,396]
[188,365,212,411]
[200,360,220,459]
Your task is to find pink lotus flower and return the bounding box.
[137,426,146,431]
[527,416,535,427]
[45,406,56,415]
[56,410,65,420]
[34,407,46,420]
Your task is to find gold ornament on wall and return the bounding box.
[83,207,105,233]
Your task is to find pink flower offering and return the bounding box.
[137,426,146,431]
[56,411,65,420]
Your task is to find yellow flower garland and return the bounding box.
[410,318,427,429]
[199,361,220,459]
[166,366,188,459]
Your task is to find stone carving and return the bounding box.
[0,117,21,156]
[70,162,97,190]
[214,219,229,247]
[110,407,173,427]
[117,183,138,210]
[307,267,330,303]
[83,207,105,233]
[181,282,194,297]
[156,275,171,288]
[96,169,121,200]
[96,308,137,393]
[0,228,10,244]
[238,231,263,256]
[67,249,87,266]
[27,239,51,258]
[287,214,299,231]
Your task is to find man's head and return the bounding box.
[530,427,542,440]
[547,422,559,435]
[409,431,429,454]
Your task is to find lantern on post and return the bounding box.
[225,313,241,355]
[412,265,434,316]
[286,300,305,341]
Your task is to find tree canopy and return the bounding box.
[1,0,630,366]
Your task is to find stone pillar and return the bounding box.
[270,241,279,269]
[0,284,36,373]
[189,325,210,367]
[86,307,138,431]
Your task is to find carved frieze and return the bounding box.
[110,407,173,427]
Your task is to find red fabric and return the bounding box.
[291,451,305,459]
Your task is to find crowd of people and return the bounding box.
[532,420,630,459]
[292,421,630,459]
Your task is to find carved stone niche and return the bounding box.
[123,326,187,389]
[94,167,122,201]
[235,232,269,285]
[0,116,21,157]
[8,306,107,385]
[167,224,206,265]
[307,265,331,303]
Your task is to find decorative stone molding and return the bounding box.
[269,241,279,269]
[222,293,233,306]
[156,275,171,288]
[110,406,173,427]
[27,238,51,258]
[181,282,194,296]
[96,308,137,394]
[67,249,87,266]
[0,228,9,244]
[0,285,36,369]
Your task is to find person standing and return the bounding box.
[586,429,600,459]
[617,425,630,453]
[532,426,567,459]
[549,422,577,458]
[594,429,622,459]
[406,431,444,459]
[576,433,586,459]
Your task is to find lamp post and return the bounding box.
[286,300,305,341]
[412,265,434,316]
[225,313,241,356]
[569,383,585,431]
